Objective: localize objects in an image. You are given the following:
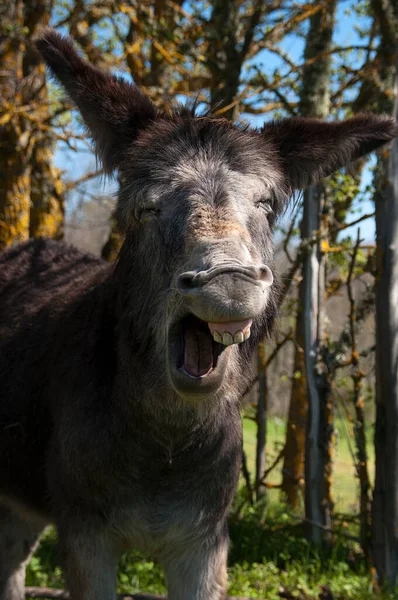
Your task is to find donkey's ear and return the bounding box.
[263,115,398,190]
[37,29,157,173]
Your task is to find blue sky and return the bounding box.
[54,0,377,242]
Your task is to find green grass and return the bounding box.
[26,416,391,599]
[242,415,375,514]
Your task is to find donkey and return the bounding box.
[0,28,396,600]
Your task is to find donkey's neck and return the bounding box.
[114,337,235,439]
[78,258,240,440]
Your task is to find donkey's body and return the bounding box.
[0,28,396,600]
[0,239,241,598]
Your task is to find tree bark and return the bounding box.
[255,342,268,500]
[372,19,398,587]
[29,137,64,240]
[373,85,398,590]
[0,0,64,250]
[0,0,31,250]
[207,0,265,120]
[301,184,331,545]
[281,1,336,532]
[24,0,64,240]
[281,339,306,507]
[102,220,123,262]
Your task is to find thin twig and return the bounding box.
[332,212,375,233]
[265,330,294,368]
[261,445,286,482]
[286,514,360,543]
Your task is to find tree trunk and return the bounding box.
[102,220,123,262]
[29,138,64,240]
[0,0,31,250]
[24,0,64,240]
[255,342,268,500]
[207,0,243,120]
[207,0,265,120]
[373,52,398,591]
[281,1,336,531]
[368,0,398,585]
[0,0,64,250]
[373,94,398,589]
[301,185,332,545]
[281,337,306,507]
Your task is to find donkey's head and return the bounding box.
[38,30,397,402]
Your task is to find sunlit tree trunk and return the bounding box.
[24,0,64,239]
[29,138,64,239]
[0,0,64,250]
[0,0,31,250]
[281,1,336,532]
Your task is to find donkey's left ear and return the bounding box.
[37,29,157,174]
[263,114,398,190]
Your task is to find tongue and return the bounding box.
[184,327,214,377]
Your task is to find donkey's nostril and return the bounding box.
[176,271,197,292]
[259,265,274,287]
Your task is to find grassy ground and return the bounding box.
[27,417,393,599]
[242,415,375,514]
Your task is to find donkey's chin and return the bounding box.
[167,314,252,399]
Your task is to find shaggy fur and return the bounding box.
[0,29,396,600]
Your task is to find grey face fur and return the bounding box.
[0,28,396,600]
[115,124,283,400]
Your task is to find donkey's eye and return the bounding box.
[255,199,273,214]
[135,206,161,223]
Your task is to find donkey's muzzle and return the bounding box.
[175,262,274,325]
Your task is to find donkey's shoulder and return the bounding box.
[0,238,111,330]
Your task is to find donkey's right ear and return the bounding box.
[37,29,157,174]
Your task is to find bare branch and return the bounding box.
[261,445,285,482]
[331,212,375,233]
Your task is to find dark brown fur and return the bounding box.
[0,29,396,600]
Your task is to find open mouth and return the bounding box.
[167,314,252,397]
[180,315,223,378]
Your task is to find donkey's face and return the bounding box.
[116,120,283,398]
[38,30,397,401]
